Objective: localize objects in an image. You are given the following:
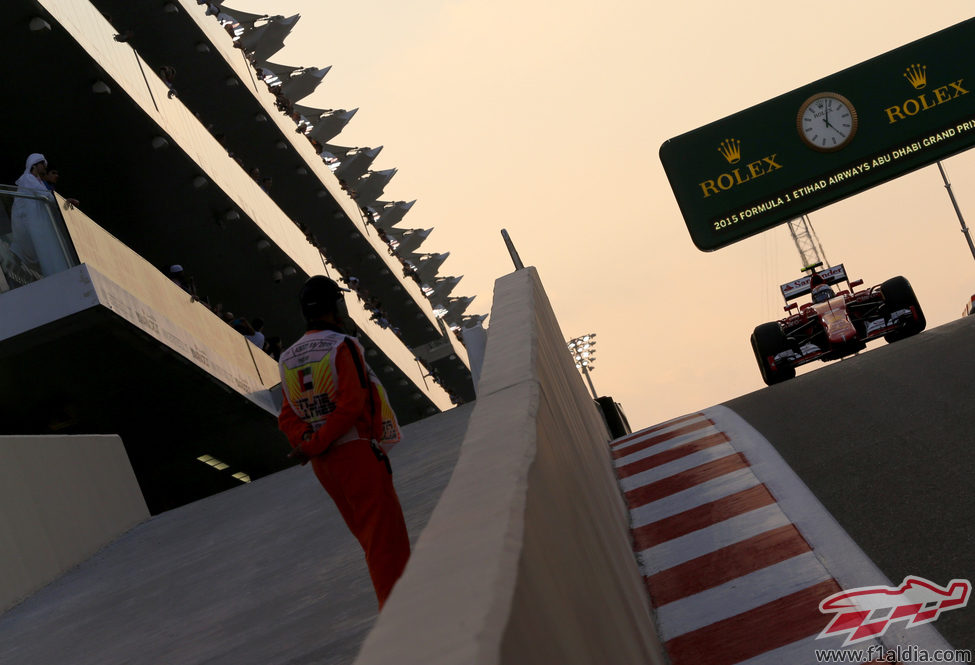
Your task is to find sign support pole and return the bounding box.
[936,161,975,263]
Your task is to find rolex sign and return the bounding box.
[660,18,975,251]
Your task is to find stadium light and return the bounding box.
[567,333,598,399]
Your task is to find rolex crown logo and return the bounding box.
[717,138,741,164]
[903,63,927,90]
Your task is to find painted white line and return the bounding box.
[703,405,955,655]
[639,502,790,576]
[620,444,736,492]
[614,425,721,468]
[628,467,761,529]
[611,415,709,452]
[735,633,883,665]
[656,551,832,641]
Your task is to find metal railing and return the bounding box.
[0,185,78,293]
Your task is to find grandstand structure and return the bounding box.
[0,0,479,513]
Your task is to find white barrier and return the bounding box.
[0,435,148,612]
[354,268,666,665]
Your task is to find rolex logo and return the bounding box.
[903,63,927,90]
[717,138,741,164]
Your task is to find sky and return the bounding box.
[224,1,975,431]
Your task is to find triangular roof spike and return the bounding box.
[443,296,476,325]
[430,274,462,300]
[375,199,416,231]
[292,103,326,120]
[415,251,450,281]
[280,66,331,102]
[216,4,268,25]
[260,61,302,78]
[334,145,381,181]
[351,167,396,204]
[307,107,357,143]
[389,227,432,254]
[271,13,300,29]
[237,21,274,50]
[387,226,430,241]
[460,313,488,328]
[238,15,299,61]
[323,143,355,158]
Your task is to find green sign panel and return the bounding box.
[660,18,975,251]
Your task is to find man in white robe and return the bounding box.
[10,153,69,277]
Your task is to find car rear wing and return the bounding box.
[780,264,848,302]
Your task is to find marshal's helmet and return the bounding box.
[299,275,347,321]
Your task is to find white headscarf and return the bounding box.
[25,153,46,171]
[16,153,50,194]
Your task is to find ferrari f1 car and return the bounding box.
[751,263,926,385]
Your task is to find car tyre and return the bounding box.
[751,322,796,386]
[880,276,926,343]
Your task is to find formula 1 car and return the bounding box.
[751,264,925,385]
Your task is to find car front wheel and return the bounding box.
[880,276,926,343]
[751,322,796,386]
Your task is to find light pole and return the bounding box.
[936,161,975,263]
[567,333,598,399]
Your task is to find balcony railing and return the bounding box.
[0,185,78,292]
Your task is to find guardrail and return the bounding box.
[354,267,667,665]
[0,185,77,292]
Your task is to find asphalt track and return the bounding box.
[724,314,975,650]
[0,403,474,665]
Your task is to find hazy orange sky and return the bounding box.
[225,1,975,431]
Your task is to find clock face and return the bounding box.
[797,93,858,152]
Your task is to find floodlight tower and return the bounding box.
[787,214,831,270]
[567,334,598,399]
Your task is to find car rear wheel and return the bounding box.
[880,276,926,343]
[751,322,796,386]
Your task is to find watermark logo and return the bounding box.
[817,576,970,646]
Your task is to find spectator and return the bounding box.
[159,66,178,99]
[167,264,199,300]
[264,335,282,360]
[42,166,80,208]
[10,153,67,276]
[246,317,265,349]
[230,316,255,337]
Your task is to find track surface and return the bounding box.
[724,315,975,649]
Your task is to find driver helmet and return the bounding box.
[809,271,834,303]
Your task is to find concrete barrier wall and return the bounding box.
[0,435,149,612]
[354,267,666,665]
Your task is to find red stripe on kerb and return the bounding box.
[665,579,841,665]
[611,413,704,448]
[632,484,777,550]
[647,524,812,607]
[617,432,730,479]
[611,419,714,460]
[624,454,749,510]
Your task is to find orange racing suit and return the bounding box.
[278,328,409,608]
